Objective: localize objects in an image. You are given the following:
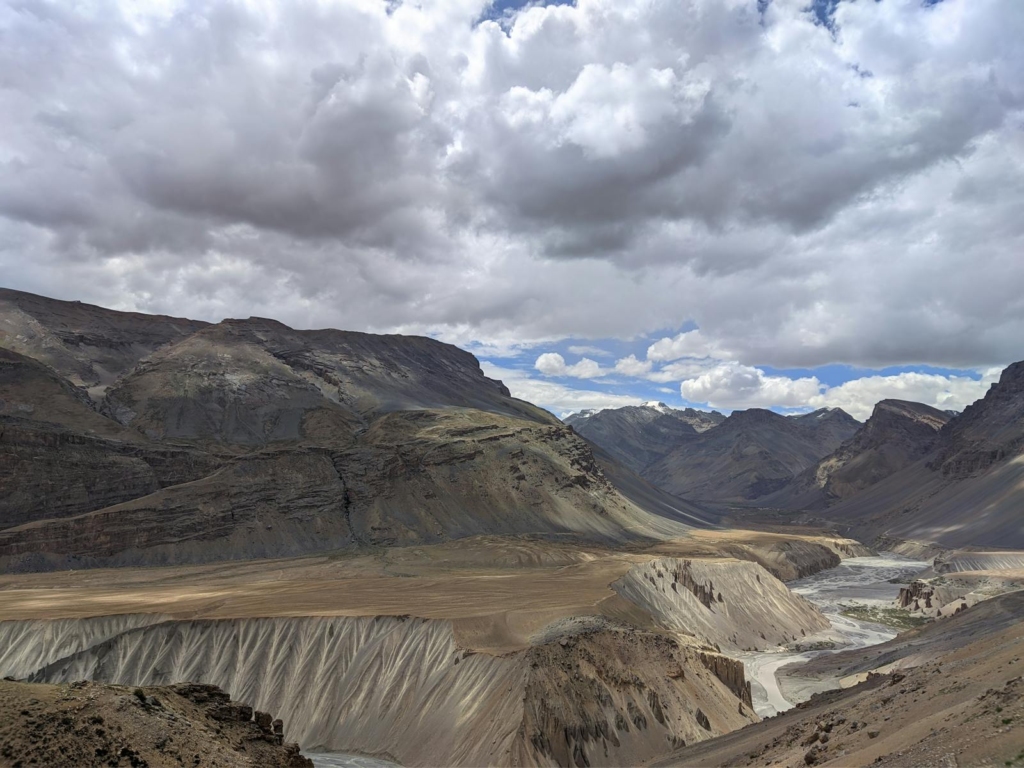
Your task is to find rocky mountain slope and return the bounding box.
[815,362,1024,548]
[765,400,951,510]
[0,678,313,767]
[566,403,724,474]
[643,408,860,503]
[0,289,711,571]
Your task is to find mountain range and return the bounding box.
[0,288,710,571]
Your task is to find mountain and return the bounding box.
[0,289,711,571]
[642,408,860,503]
[0,287,209,400]
[818,362,1024,548]
[765,399,952,509]
[565,402,724,474]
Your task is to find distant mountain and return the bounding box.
[642,407,860,503]
[0,289,710,571]
[564,402,724,473]
[818,362,1024,548]
[766,400,952,509]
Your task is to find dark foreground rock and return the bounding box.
[0,679,313,767]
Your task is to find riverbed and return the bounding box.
[739,553,929,717]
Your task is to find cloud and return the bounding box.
[535,352,603,378]
[481,362,639,416]
[567,345,613,357]
[672,362,1001,420]
[808,369,1001,420]
[0,0,1022,375]
[647,330,727,362]
[679,362,824,410]
[614,354,652,376]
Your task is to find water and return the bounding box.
[739,554,929,717]
[309,754,399,768]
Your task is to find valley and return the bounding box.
[1,288,1023,767]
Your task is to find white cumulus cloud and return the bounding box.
[535,352,604,378]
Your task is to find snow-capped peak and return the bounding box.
[641,401,673,413]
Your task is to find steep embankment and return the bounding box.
[0,679,313,767]
[0,615,754,768]
[0,545,835,767]
[611,559,829,651]
[653,594,1024,768]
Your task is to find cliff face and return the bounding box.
[610,558,829,651]
[929,361,1024,478]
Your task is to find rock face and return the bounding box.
[643,408,859,503]
[566,404,724,474]
[0,289,707,570]
[0,678,313,767]
[766,399,952,509]
[817,362,1024,548]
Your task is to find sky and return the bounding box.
[1,0,1021,420]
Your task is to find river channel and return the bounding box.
[738,553,930,717]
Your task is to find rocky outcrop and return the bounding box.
[699,652,753,709]
[0,678,312,767]
[929,361,1024,479]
